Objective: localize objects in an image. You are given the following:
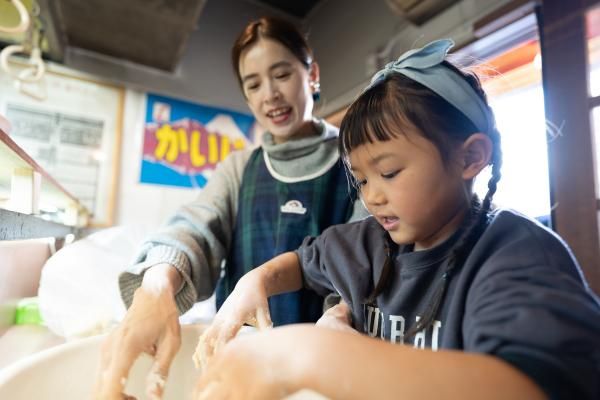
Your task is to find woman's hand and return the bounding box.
[193,270,272,369]
[93,264,182,400]
[315,299,358,334]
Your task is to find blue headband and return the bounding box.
[367,39,494,135]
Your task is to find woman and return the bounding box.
[94,16,364,399]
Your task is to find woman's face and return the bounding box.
[238,37,318,143]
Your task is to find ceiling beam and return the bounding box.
[37,0,66,62]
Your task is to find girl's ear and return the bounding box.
[309,62,320,87]
[461,133,492,180]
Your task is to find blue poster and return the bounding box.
[141,93,256,188]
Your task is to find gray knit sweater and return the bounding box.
[119,120,367,314]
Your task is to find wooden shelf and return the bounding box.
[0,128,90,238]
[0,209,76,240]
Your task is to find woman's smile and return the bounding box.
[266,106,292,124]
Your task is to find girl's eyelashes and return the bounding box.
[352,171,399,188]
[352,176,367,188]
[381,170,400,180]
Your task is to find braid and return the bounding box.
[365,234,394,305]
[404,198,484,339]
[404,69,504,341]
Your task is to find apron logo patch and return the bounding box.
[280,200,307,215]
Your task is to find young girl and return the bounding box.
[194,39,600,400]
[94,16,365,399]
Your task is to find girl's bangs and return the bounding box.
[340,85,413,157]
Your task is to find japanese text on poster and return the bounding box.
[141,94,256,188]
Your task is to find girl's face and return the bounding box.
[348,128,471,251]
[238,38,318,144]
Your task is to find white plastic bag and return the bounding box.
[38,226,146,338]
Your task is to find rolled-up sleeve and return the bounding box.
[295,234,337,297]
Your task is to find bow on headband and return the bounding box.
[367,39,494,135]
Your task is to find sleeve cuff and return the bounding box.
[118,245,199,315]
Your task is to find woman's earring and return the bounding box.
[312,81,321,102]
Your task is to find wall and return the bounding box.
[308,0,513,117]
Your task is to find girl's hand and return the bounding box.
[315,300,358,334]
[193,326,316,400]
[193,271,272,369]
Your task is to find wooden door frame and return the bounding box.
[539,0,600,293]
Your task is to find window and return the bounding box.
[475,39,550,219]
[460,14,551,220]
[587,5,600,204]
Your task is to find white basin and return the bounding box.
[0,324,206,399]
[0,323,331,400]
